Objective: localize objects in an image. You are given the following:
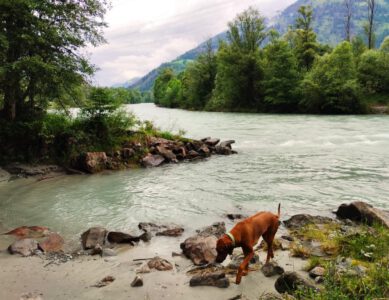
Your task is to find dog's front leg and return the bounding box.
[236,247,254,284]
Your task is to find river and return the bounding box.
[0,103,388,242]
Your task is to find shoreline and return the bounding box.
[1,201,388,299]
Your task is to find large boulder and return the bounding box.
[275,272,316,295]
[142,154,165,167]
[283,214,334,229]
[81,227,107,250]
[77,152,107,173]
[180,222,226,265]
[8,239,39,256]
[335,201,389,228]
[38,233,64,253]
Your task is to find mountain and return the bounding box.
[130,0,389,91]
[112,77,141,88]
[272,0,389,46]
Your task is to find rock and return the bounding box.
[136,263,151,274]
[8,239,39,257]
[201,137,220,147]
[335,201,389,228]
[220,140,235,149]
[138,222,184,237]
[225,214,247,221]
[283,214,335,229]
[93,275,115,288]
[81,227,107,250]
[258,293,285,300]
[131,275,143,287]
[142,154,165,167]
[90,244,103,256]
[107,232,137,244]
[156,227,184,237]
[138,222,162,232]
[38,233,64,253]
[228,253,260,270]
[315,276,324,284]
[121,148,135,159]
[156,146,177,162]
[309,266,326,278]
[281,235,294,241]
[102,248,117,257]
[261,262,285,277]
[0,168,10,182]
[180,235,218,265]
[189,271,230,288]
[181,222,226,265]
[3,226,50,239]
[198,144,210,156]
[4,163,63,177]
[187,150,200,159]
[215,145,232,155]
[275,272,317,295]
[77,152,107,173]
[147,257,173,271]
[196,222,226,238]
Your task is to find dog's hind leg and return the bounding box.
[262,231,275,264]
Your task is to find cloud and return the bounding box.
[90,0,295,86]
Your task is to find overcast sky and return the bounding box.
[90,0,295,86]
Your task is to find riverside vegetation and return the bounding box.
[0,1,230,167]
[154,6,389,114]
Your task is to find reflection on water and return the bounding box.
[0,104,388,239]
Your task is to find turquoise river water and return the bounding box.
[0,104,388,241]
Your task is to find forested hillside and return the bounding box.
[129,0,389,91]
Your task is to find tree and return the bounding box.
[263,36,301,112]
[292,6,319,71]
[365,0,376,49]
[380,36,389,53]
[358,49,389,94]
[301,42,363,114]
[153,68,174,105]
[0,0,108,121]
[181,40,217,110]
[344,0,353,42]
[209,8,265,111]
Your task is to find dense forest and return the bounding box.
[154,5,389,114]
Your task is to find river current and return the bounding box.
[0,104,388,240]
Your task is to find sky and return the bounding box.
[90,0,295,86]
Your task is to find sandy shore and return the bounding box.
[0,232,307,300]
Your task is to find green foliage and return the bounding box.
[263,38,301,112]
[181,40,217,110]
[0,0,108,121]
[209,8,266,111]
[301,41,364,114]
[153,68,175,105]
[358,49,389,94]
[292,5,319,71]
[380,36,389,53]
[303,225,389,300]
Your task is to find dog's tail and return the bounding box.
[277,203,281,218]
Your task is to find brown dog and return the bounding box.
[215,204,281,284]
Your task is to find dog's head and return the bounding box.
[215,235,234,263]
